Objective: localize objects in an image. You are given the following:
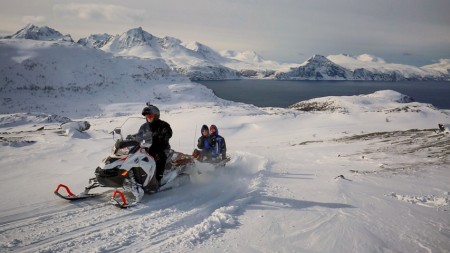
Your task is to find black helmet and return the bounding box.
[142,104,160,119]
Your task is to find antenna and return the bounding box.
[194,124,197,148]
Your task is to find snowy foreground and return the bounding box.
[0,82,449,252]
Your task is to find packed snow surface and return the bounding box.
[1,77,449,252]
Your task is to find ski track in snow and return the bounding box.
[0,152,269,253]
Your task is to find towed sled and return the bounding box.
[192,147,230,164]
[54,117,195,208]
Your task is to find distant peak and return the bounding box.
[122,27,154,40]
[308,54,328,61]
[5,24,73,42]
[127,27,144,33]
[114,27,155,48]
[77,33,113,48]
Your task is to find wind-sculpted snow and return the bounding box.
[386,192,450,209]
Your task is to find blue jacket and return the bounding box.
[210,127,227,159]
[197,136,212,156]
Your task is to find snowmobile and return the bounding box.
[54,117,195,208]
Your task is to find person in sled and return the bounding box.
[136,104,172,186]
[194,125,213,161]
[209,124,227,161]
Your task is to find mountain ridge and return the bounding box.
[2,24,449,81]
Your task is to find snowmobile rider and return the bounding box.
[195,125,212,160]
[209,124,227,160]
[136,104,172,186]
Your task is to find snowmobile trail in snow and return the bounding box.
[0,152,269,253]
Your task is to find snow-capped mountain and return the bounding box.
[77,34,114,48]
[326,54,442,81]
[219,50,297,77]
[221,50,265,63]
[2,24,450,81]
[275,55,354,80]
[3,24,73,42]
[183,41,225,62]
[77,27,240,80]
[275,54,449,81]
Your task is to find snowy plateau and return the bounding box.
[0,24,449,253]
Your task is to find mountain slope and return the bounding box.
[0,38,212,117]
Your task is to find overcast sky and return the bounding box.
[1,0,449,66]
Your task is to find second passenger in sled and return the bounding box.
[193,124,227,163]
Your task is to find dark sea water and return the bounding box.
[199,80,450,109]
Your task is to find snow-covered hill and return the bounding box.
[289,90,418,113]
[2,24,449,81]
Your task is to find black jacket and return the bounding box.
[137,119,172,152]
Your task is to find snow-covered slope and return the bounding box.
[289,90,420,113]
[0,38,207,117]
[0,86,449,252]
[422,59,450,75]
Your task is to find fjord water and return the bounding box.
[199,80,450,109]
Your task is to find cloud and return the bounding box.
[53,3,145,23]
[22,15,46,24]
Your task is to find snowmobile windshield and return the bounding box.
[112,117,146,142]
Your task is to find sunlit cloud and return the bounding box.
[53,3,145,23]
